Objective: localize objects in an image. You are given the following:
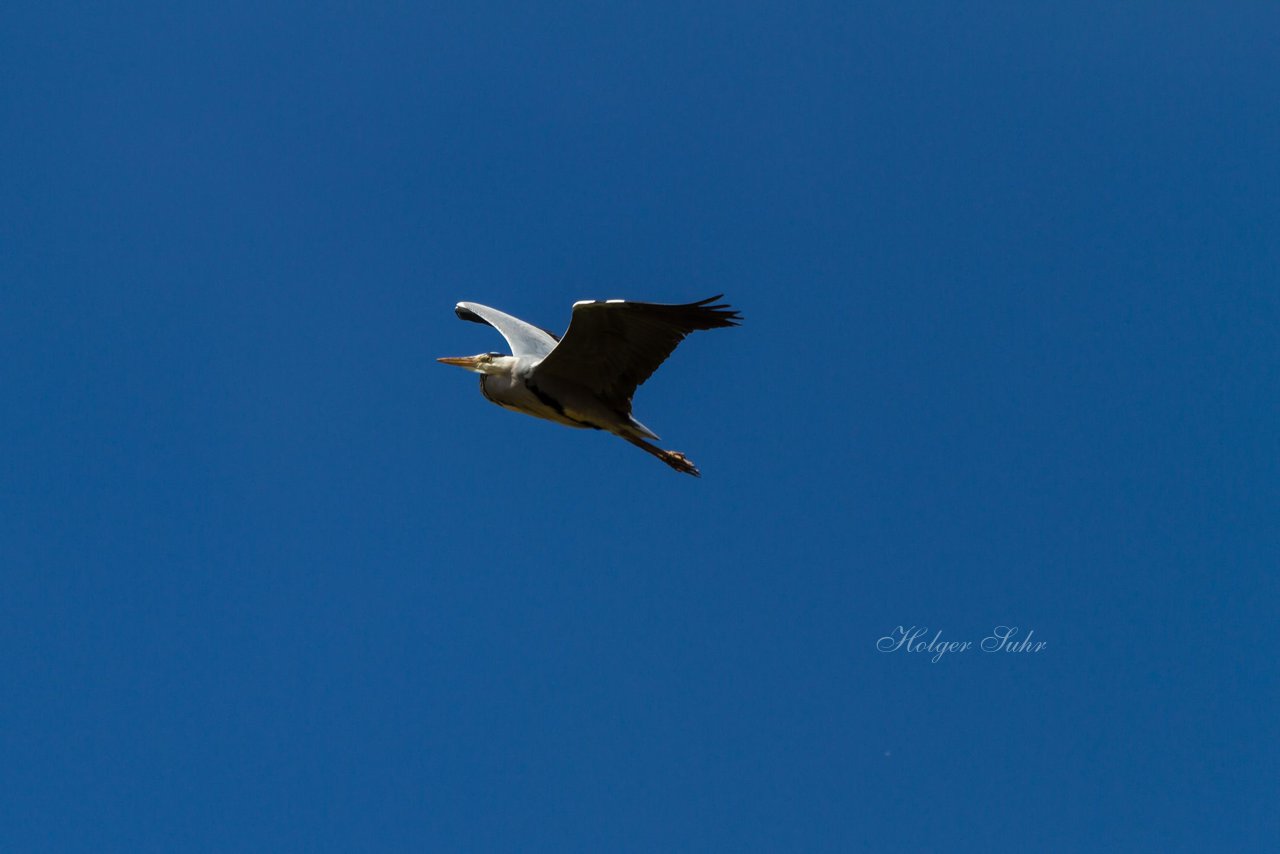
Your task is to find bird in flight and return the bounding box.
[438,295,741,476]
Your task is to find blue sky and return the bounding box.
[2,3,1277,851]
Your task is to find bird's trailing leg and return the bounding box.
[620,433,701,477]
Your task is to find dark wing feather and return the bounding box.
[533,295,741,410]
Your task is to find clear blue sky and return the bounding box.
[3,3,1277,851]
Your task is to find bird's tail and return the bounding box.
[626,414,660,440]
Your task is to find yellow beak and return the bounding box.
[436,356,481,368]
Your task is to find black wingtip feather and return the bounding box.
[455,305,488,325]
[685,294,742,328]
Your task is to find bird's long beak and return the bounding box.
[436,356,481,368]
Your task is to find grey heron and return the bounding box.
[438,295,741,476]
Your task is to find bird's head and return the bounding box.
[436,352,515,376]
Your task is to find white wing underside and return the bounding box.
[454,302,558,358]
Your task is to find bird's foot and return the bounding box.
[661,450,701,478]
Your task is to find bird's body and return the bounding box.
[475,357,636,433]
[438,296,741,476]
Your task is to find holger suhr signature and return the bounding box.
[877,626,1047,663]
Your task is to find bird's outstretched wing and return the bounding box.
[454,302,559,358]
[534,295,741,410]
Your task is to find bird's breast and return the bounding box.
[479,374,596,430]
